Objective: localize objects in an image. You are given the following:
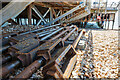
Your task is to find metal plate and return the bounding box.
[10,38,39,51]
[10,33,36,43]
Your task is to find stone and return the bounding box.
[77,40,86,50]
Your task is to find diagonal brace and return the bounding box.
[31,5,47,24]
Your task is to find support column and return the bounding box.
[33,19,35,25]
[17,18,19,24]
[105,14,108,29]
[88,14,91,21]
[108,21,110,29]
[60,9,63,22]
[84,22,87,28]
[112,13,115,30]
[52,9,57,18]
[28,5,32,25]
[20,18,22,25]
[50,7,53,22]
[107,14,110,29]
[24,18,26,25]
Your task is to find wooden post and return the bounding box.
[88,15,90,21]
[92,13,94,21]
[20,18,22,25]
[84,22,87,28]
[107,14,110,29]
[52,9,57,18]
[81,22,83,28]
[105,14,108,29]
[50,7,53,22]
[60,9,63,22]
[28,5,32,25]
[17,18,19,24]
[102,14,104,21]
[85,16,87,22]
[24,18,27,25]
[34,19,35,25]
[79,19,81,28]
[112,13,115,30]
[108,21,110,29]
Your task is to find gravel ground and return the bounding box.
[71,30,119,79]
[92,30,119,78]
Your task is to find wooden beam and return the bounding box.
[88,14,91,21]
[32,13,40,20]
[20,18,22,25]
[107,14,110,29]
[7,18,18,25]
[33,2,47,7]
[28,5,32,25]
[33,2,73,10]
[60,9,63,15]
[64,7,87,21]
[37,9,50,26]
[64,10,90,23]
[16,18,19,24]
[48,2,61,7]
[56,11,61,17]
[31,5,47,24]
[112,13,115,30]
[49,7,53,22]
[44,4,87,26]
[108,20,110,29]
[105,14,108,29]
[57,2,76,7]
[52,9,57,18]
[33,2,75,9]
[57,2,64,6]
[62,2,73,6]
